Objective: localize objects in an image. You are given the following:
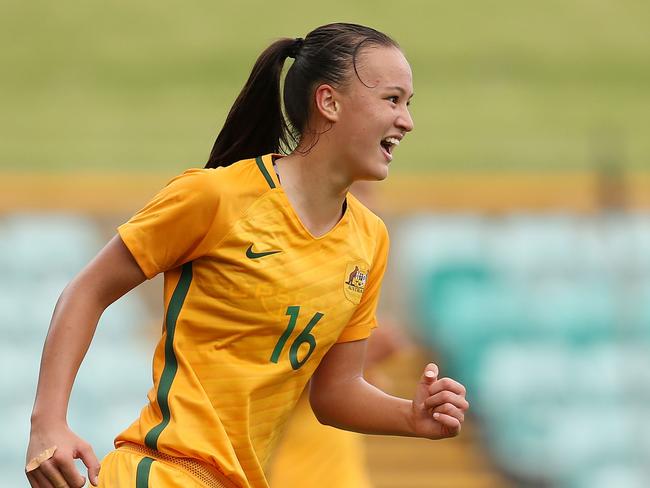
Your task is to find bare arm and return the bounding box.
[27,235,146,488]
[310,339,469,439]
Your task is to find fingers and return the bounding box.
[26,470,38,488]
[428,377,466,397]
[412,363,470,440]
[432,412,462,434]
[433,402,465,423]
[29,469,54,488]
[57,456,86,487]
[26,435,98,488]
[41,449,92,488]
[424,390,469,411]
[75,442,101,486]
[38,460,71,487]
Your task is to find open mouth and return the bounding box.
[380,137,401,161]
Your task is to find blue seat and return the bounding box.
[575,465,650,488]
[477,342,646,484]
[402,213,650,487]
[525,279,617,344]
[0,213,102,280]
[0,213,156,481]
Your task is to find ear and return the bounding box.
[313,84,339,123]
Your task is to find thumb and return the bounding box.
[414,363,439,405]
[76,443,101,486]
[422,363,439,384]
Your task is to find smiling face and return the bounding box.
[329,45,414,181]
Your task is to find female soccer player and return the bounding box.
[26,23,469,488]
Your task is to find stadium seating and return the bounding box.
[396,213,650,488]
[0,214,152,487]
[5,211,648,487]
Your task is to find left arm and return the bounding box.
[309,338,469,439]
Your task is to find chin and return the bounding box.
[368,161,390,181]
[374,168,389,181]
[348,155,390,182]
[355,169,388,183]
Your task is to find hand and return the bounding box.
[411,363,469,440]
[26,421,100,488]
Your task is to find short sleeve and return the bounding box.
[336,218,390,343]
[118,169,226,279]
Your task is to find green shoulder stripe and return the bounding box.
[255,156,276,189]
[144,262,193,450]
[136,457,154,487]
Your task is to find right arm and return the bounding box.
[27,235,146,488]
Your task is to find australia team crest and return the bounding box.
[344,262,369,304]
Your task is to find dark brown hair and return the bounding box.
[206,23,398,168]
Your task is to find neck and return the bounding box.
[275,143,350,238]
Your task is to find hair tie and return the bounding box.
[288,37,304,59]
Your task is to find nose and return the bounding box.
[396,105,414,133]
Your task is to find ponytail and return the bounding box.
[206,38,295,168]
[206,24,398,169]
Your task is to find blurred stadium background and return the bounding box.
[2,1,649,486]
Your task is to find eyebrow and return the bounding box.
[387,86,414,99]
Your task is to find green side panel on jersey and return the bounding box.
[144,262,193,450]
[136,457,154,488]
[255,156,276,189]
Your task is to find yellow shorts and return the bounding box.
[98,443,237,488]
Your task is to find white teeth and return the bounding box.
[384,137,400,146]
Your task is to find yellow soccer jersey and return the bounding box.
[267,392,373,488]
[115,154,389,488]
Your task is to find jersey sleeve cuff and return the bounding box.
[117,224,158,279]
[335,319,378,344]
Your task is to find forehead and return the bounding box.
[353,45,413,93]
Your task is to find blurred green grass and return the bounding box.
[1,0,648,173]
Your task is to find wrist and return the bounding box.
[30,408,67,430]
[403,399,418,437]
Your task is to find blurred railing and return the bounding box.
[1,169,650,215]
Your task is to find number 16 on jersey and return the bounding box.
[270,306,324,370]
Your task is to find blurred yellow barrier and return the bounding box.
[1,171,649,215]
